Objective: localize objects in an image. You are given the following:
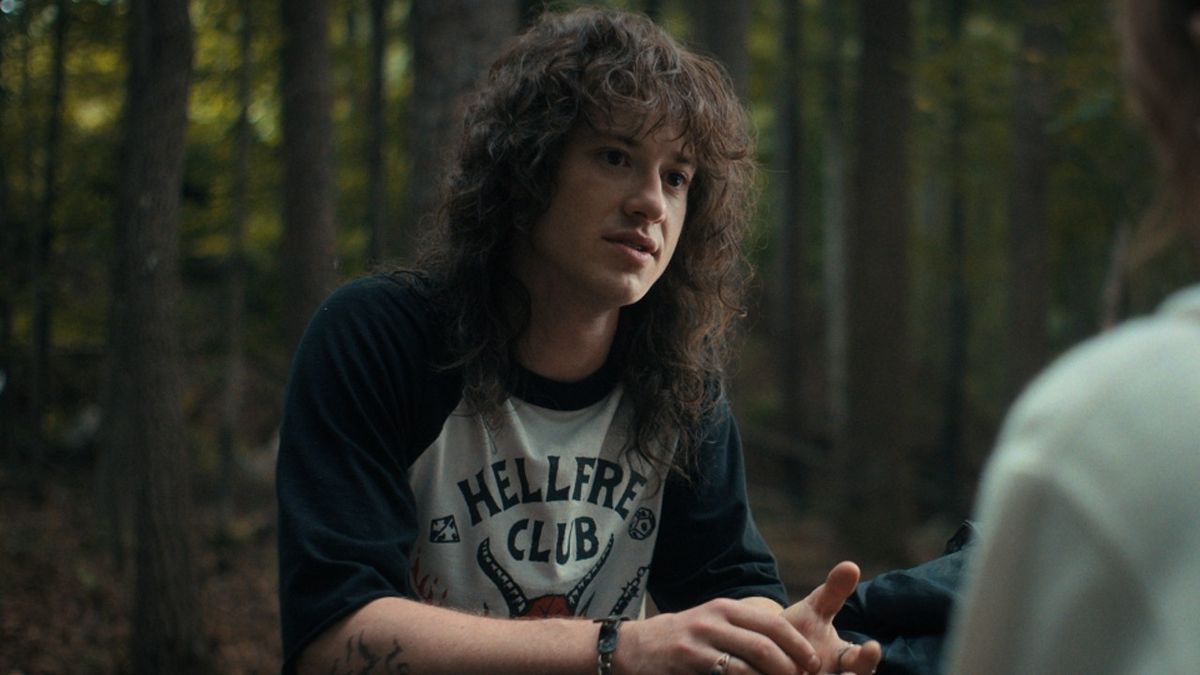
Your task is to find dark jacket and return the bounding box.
[834,522,978,675]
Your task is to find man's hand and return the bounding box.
[612,561,883,675]
[783,561,882,675]
[615,597,824,675]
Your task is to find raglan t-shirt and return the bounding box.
[276,274,786,671]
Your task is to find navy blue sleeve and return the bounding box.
[275,275,459,672]
[647,399,789,611]
[834,522,977,675]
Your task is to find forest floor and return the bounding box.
[1,460,281,675]
[0,441,943,675]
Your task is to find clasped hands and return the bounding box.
[613,561,882,675]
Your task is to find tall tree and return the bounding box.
[18,2,34,252]
[937,0,971,517]
[218,0,254,533]
[822,0,850,449]
[29,0,68,474]
[696,0,750,100]
[644,0,664,23]
[407,0,518,252]
[1006,0,1057,399]
[0,11,18,468]
[840,0,915,561]
[105,0,206,671]
[280,0,337,352]
[11,0,35,477]
[366,0,387,263]
[521,0,549,27]
[774,0,806,438]
[12,9,36,473]
[0,6,13,464]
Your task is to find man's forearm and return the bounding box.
[296,596,599,675]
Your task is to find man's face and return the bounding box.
[510,120,693,316]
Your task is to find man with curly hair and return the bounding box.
[276,8,880,675]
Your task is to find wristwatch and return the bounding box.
[594,616,626,675]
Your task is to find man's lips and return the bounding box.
[602,232,659,257]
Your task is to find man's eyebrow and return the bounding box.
[593,130,695,166]
[584,130,638,147]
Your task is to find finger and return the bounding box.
[719,601,822,674]
[718,653,765,675]
[803,561,862,620]
[838,640,882,675]
[705,632,802,675]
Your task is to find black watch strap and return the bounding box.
[594,616,626,675]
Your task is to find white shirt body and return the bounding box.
[945,285,1200,674]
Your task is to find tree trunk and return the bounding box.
[366,0,387,264]
[407,0,518,253]
[938,0,971,517]
[19,3,35,247]
[0,7,13,465]
[218,0,254,535]
[29,0,68,477]
[280,0,337,352]
[696,1,750,100]
[822,0,849,451]
[7,3,39,471]
[774,0,806,439]
[644,0,664,23]
[1100,222,1131,330]
[840,0,914,562]
[1006,0,1057,400]
[521,0,550,27]
[106,0,205,671]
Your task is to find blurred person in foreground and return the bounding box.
[276,7,881,675]
[944,1,1200,672]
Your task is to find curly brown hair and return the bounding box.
[415,7,756,479]
[1119,0,1200,261]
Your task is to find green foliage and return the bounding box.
[0,0,1178,502]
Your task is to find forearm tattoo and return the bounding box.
[328,630,411,674]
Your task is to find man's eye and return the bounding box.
[601,149,627,166]
[666,171,690,188]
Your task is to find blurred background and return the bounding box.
[1,0,1193,672]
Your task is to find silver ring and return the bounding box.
[835,638,854,667]
[835,645,853,672]
[709,651,731,675]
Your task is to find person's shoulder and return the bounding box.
[1016,284,1200,410]
[979,284,1200,570]
[301,272,449,355]
[998,283,1200,466]
[316,271,440,324]
[325,270,435,310]
[1157,283,1200,323]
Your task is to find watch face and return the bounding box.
[598,617,622,653]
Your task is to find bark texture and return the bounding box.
[106,0,206,671]
[407,0,518,252]
[280,0,337,351]
[840,0,915,561]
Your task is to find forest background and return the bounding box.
[2,0,1194,672]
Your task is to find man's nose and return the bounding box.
[623,173,667,224]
